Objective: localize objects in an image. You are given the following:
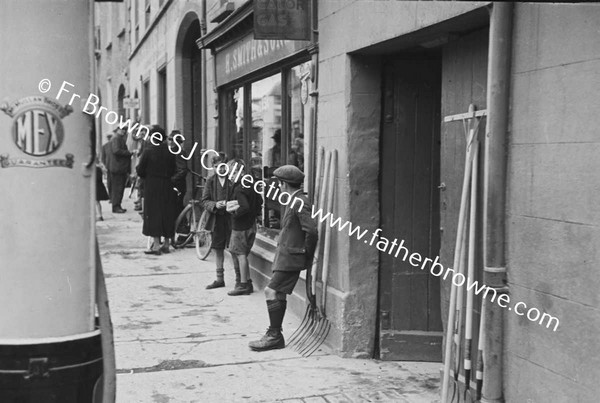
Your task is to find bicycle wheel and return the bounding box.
[195,230,212,260]
[173,204,193,249]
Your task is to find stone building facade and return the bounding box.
[198,2,600,401]
[94,1,131,145]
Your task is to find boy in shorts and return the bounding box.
[248,165,318,351]
[201,153,234,289]
[226,159,263,296]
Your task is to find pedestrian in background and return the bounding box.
[136,125,178,255]
[100,133,113,199]
[109,128,132,213]
[131,117,145,212]
[169,129,188,218]
[226,158,263,296]
[95,159,109,221]
[133,134,149,213]
[201,153,234,289]
[249,165,317,351]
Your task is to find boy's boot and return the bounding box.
[248,300,286,351]
[206,268,225,289]
[227,282,252,296]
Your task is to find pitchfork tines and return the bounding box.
[287,277,331,357]
[287,148,336,357]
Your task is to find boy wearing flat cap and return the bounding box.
[249,165,318,351]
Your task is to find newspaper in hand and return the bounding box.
[226,200,239,214]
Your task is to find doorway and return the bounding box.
[379,54,443,361]
[176,14,202,199]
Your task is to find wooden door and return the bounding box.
[379,57,443,361]
[181,20,203,180]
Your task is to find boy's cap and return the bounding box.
[273,165,304,184]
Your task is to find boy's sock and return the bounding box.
[234,266,241,287]
[267,299,287,331]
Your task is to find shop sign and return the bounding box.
[0,153,74,168]
[254,0,311,41]
[123,97,140,109]
[0,96,74,169]
[216,33,310,85]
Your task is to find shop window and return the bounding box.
[226,86,245,161]
[288,62,310,172]
[252,74,283,230]
[221,61,310,239]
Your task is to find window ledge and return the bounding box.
[250,241,275,263]
[252,232,310,281]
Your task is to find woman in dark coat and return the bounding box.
[96,162,110,221]
[136,125,178,255]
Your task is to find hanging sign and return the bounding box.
[123,97,140,109]
[254,0,311,41]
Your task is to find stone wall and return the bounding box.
[505,3,600,401]
[316,0,487,356]
[128,1,202,130]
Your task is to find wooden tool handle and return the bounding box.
[321,150,337,316]
[312,150,331,296]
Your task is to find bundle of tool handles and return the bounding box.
[441,104,487,403]
[288,147,336,357]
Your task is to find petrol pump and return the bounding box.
[0,1,115,402]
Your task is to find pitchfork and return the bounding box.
[288,148,336,357]
[287,147,326,353]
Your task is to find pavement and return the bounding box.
[97,197,440,403]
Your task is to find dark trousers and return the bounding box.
[110,172,127,208]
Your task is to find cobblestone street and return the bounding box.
[97,198,440,403]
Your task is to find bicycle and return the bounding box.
[172,171,212,260]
